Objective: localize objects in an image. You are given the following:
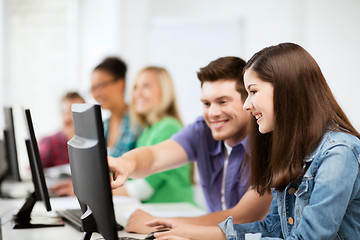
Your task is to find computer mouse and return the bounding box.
[144,229,169,240]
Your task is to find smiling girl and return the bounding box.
[112,66,194,204]
[228,43,360,239]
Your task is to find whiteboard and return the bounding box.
[147,16,245,124]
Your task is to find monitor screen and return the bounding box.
[12,109,64,229]
[68,103,118,240]
[24,109,52,210]
[2,107,21,181]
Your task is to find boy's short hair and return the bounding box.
[197,56,247,102]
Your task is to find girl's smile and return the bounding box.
[243,70,275,134]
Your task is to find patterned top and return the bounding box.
[103,111,141,157]
[39,131,69,168]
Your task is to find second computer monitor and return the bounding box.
[68,103,118,240]
[12,109,64,229]
[24,109,52,210]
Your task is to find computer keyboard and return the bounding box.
[118,238,142,240]
[57,208,124,232]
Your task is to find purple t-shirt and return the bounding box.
[171,116,250,212]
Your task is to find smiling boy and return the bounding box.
[108,57,272,233]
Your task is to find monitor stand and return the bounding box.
[79,205,98,240]
[82,232,93,240]
[13,192,64,229]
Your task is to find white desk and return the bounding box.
[0,196,206,240]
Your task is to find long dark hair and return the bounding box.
[245,43,360,194]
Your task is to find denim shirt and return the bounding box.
[219,130,360,239]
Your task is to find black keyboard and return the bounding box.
[57,209,124,232]
[118,238,142,240]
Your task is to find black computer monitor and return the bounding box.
[68,103,118,240]
[1,107,21,182]
[12,109,64,229]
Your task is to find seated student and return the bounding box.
[112,66,193,204]
[39,91,85,168]
[108,57,273,234]
[145,43,360,239]
[91,56,141,157]
[50,57,141,197]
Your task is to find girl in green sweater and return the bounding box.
[112,66,194,204]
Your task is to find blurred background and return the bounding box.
[1,0,360,174]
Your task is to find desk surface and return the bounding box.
[0,195,206,240]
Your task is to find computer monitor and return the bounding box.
[1,107,21,181]
[12,109,64,229]
[68,103,118,240]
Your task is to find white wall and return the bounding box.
[0,0,9,138]
[305,1,360,130]
[1,0,69,176]
[76,0,123,95]
[117,0,360,129]
[6,0,68,132]
[1,0,360,174]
